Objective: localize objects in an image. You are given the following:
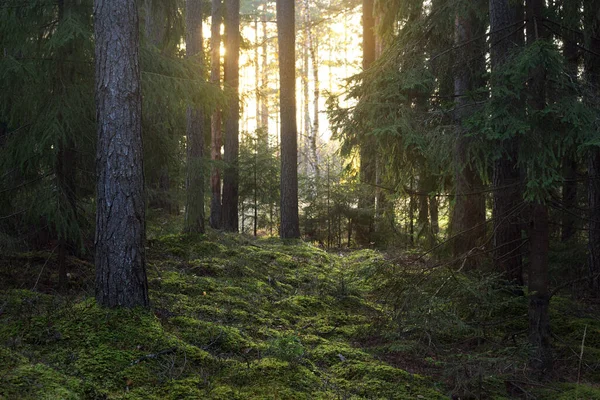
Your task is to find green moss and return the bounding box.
[0,363,81,400]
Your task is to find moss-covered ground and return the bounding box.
[1,230,599,399]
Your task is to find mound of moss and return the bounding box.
[0,234,445,399]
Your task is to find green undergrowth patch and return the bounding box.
[1,233,445,399]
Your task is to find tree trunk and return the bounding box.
[260,10,269,131]
[356,0,377,246]
[184,0,206,234]
[561,0,580,242]
[277,0,300,239]
[585,0,600,290]
[452,1,486,269]
[222,0,240,232]
[528,204,552,371]
[526,0,552,372]
[210,0,223,229]
[94,0,149,308]
[490,0,524,284]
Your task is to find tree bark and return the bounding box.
[561,0,580,242]
[184,0,206,234]
[452,2,486,269]
[210,0,223,229]
[490,0,524,284]
[277,0,300,238]
[526,0,552,372]
[585,0,600,291]
[94,0,149,308]
[222,0,240,232]
[356,0,377,245]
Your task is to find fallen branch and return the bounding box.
[130,347,177,366]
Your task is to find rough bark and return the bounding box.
[452,2,486,269]
[184,0,206,234]
[277,0,300,238]
[561,0,580,242]
[490,0,524,284]
[210,0,223,229]
[527,0,552,372]
[94,0,149,308]
[222,0,240,232]
[356,0,376,245]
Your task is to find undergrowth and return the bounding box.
[1,228,599,399]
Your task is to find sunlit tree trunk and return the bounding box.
[210,0,223,229]
[356,0,376,246]
[222,0,240,232]
[260,7,269,132]
[184,0,205,234]
[277,0,300,238]
[452,1,486,269]
[94,0,149,308]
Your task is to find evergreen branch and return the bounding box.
[542,22,600,58]
[0,173,51,194]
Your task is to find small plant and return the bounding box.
[267,335,305,364]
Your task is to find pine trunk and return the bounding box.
[452,2,486,269]
[561,0,580,243]
[585,0,600,291]
[94,0,149,308]
[185,0,206,234]
[489,0,524,284]
[526,0,552,372]
[277,0,300,238]
[210,0,223,229]
[356,0,376,246]
[222,0,240,232]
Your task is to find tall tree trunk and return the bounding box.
[260,8,269,132]
[145,0,177,214]
[277,0,300,238]
[585,0,600,290]
[94,0,149,308]
[222,0,240,232]
[526,0,552,372]
[356,0,376,246]
[310,30,320,181]
[490,0,524,284]
[184,0,206,233]
[210,0,223,229]
[561,0,580,242]
[452,1,486,268]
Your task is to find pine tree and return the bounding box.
[184,0,206,234]
[277,0,300,239]
[210,0,224,230]
[94,0,149,308]
[452,0,487,268]
[584,0,600,291]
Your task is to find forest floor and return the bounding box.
[1,220,600,399]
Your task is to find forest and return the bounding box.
[1,0,600,398]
